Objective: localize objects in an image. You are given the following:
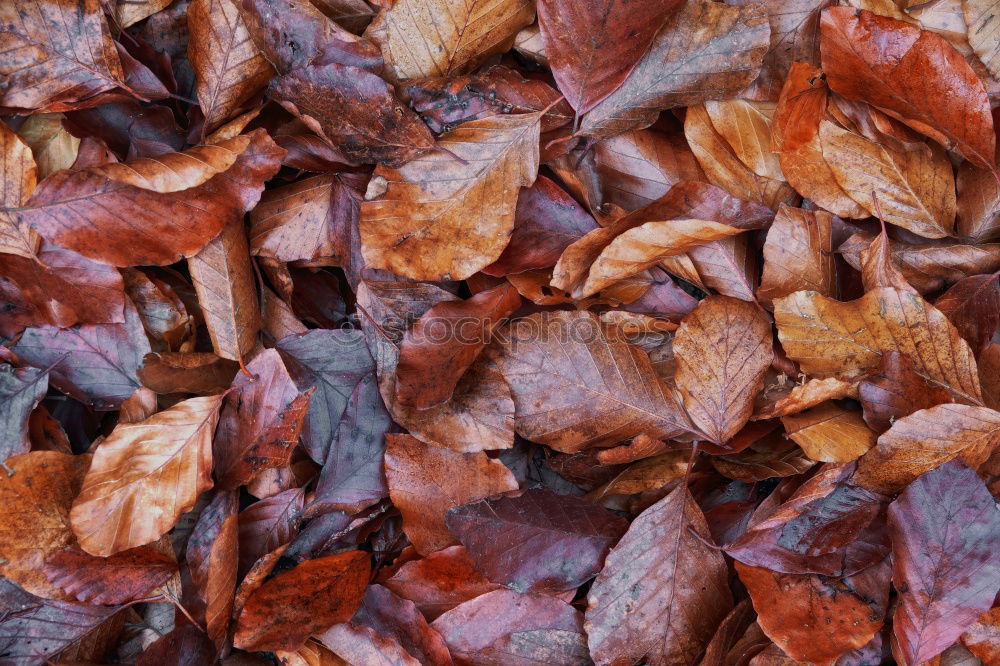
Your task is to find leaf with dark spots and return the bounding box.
[736,558,892,663]
[445,488,627,594]
[407,65,573,134]
[233,550,370,652]
[726,463,891,577]
[43,544,177,605]
[213,348,313,489]
[858,351,953,435]
[888,460,1000,665]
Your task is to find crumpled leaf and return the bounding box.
[384,434,518,555]
[585,484,733,665]
[496,310,693,452]
[579,0,771,138]
[70,394,223,556]
[888,460,1000,665]
[9,130,284,266]
[820,7,995,168]
[774,287,983,405]
[361,113,542,281]
[673,295,773,444]
[445,488,627,594]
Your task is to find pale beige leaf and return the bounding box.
[774,287,982,405]
[0,121,39,259]
[70,395,223,556]
[855,403,1000,491]
[112,0,173,27]
[360,113,541,281]
[819,121,956,239]
[685,104,795,211]
[364,0,534,80]
[757,204,835,305]
[188,0,275,134]
[673,296,773,444]
[16,114,79,179]
[188,218,261,362]
[781,401,876,462]
[964,0,1000,78]
[563,219,745,299]
[496,310,693,452]
[704,99,783,181]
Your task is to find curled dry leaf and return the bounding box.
[673,295,773,444]
[586,484,733,665]
[361,113,541,281]
[10,130,284,266]
[820,7,995,168]
[854,403,1000,492]
[781,402,877,463]
[445,488,628,594]
[774,287,982,405]
[579,0,770,138]
[496,310,693,452]
[858,350,953,434]
[234,551,370,652]
[364,0,535,80]
[0,452,90,600]
[138,352,240,395]
[855,226,919,295]
[384,434,518,555]
[888,460,1000,665]
[431,589,588,666]
[70,394,223,556]
[395,282,521,409]
[754,377,856,420]
[711,439,816,482]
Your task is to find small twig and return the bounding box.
[159,586,206,634]
[355,303,396,346]
[683,441,699,487]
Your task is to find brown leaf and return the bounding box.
[431,589,588,666]
[956,157,1000,242]
[781,402,877,463]
[395,282,520,409]
[536,0,680,114]
[0,0,124,112]
[772,62,866,218]
[186,490,238,647]
[70,394,223,556]
[361,113,542,281]
[736,559,891,663]
[187,0,273,134]
[673,296,773,444]
[774,287,983,405]
[384,434,518,555]
[233,551,370,652]
[856,227,919,295]
[934,272,1000,355]
[10,130,284,266]
[138,352,240,395]
[0,451,90,600]
[858,351,953,434]
[711,437,816,482]
[43,544,177,605]
[269,61,435,167]
[754,377,856,420]
[237,489,304,576]
[585,484,733,665]
[0,122,38,259]
[188,218,262,362]
[758,205,837,304]
[364,0,534,80]
[121,268,190,349]
[684,103,796,211]
[579,0,770,138]
[854,403,1000,492]
[496,310,693,452]
[818,121,956,239]
[820,7,995,168]
[384,545,502,621]
[666,234,761,302]
[214,349,312,488]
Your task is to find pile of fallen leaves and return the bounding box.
[1,0,1000,663]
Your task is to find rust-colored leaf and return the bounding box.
[43,544,176,605]
[858,351,953,434]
